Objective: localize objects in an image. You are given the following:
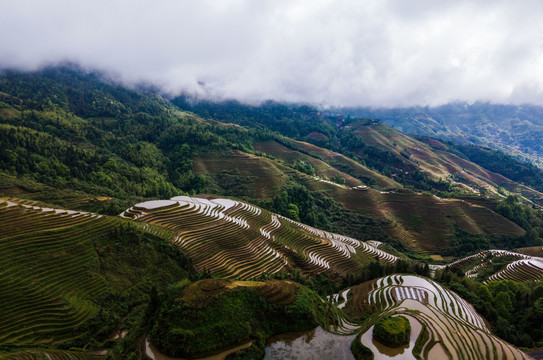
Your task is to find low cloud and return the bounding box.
[1,0,543,107]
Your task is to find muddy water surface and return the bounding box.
[264,326,356,360]
[359,315,422,360]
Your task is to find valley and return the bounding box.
[1,67,543,359]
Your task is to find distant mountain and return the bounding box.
[335,102,543,167]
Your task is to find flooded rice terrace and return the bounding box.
[264,326,356,360]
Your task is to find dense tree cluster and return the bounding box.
[436,267,543,347]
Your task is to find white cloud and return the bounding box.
[1,0,543,107]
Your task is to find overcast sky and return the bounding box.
[1,0,543,107]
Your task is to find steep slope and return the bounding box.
[0,197,193,358]
[348,120,543,204]
[253,139,401,190]
[121,196,397,279]
[338,102,543,168]
[0,67,535,256]
[296,177,525,254]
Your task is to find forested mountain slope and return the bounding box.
[338,102,543,168]
[1,66,543,359]
[0,66,540,256]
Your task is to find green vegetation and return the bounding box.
[150,279,328,359]
[436,267,543,347]
[452,143,543,193]
[372,315,411,347]
[173,98,450,193]
[412,324,429,360]
[262,182,391,242]
[340,102,543,169]
[1,66,533,257]
[3,66,543,359]
[350,334,374,360]
[496,195,543,246]
[0,202,194,359]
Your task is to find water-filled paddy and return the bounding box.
[264,326,356,360]
[359,315,422,359]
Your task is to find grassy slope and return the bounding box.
[351,121,543,204]
[338,103,543,168]
[0,67,533,255]
[253,139,400,190]
[297,177,524,253]
[152,143,527,255]
[192,149,292,199]
[150,279,329,359]
[0,199,193,358]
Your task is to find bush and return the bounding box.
[351,333,374,359]
[150,280,325,358]
[373,315,411,347]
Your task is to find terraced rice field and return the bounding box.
[121,196,397,279]
[517,246,543,257]
[0,349,105,360]
[0,200,115,346]
[303,179,525,254]
[446,249,543,283]
[192,149,291,198]
[350,275,531,359]
[487,259,543,283]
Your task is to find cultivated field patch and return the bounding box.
[122,196,398,279]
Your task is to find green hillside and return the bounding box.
[2,66,543,359]
[0,198,193,359]
[122,196,398,279]
[339,103,543,168]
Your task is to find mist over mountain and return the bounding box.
[3,2,543,359]
[335,102,543,167]
[2,0,543,107]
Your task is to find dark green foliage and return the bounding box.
[172,98,336,147]
[150,283,326,358]
[412,324,429,360]
[261,182,391,243]
[373,315,411,347]
[331,173,346,184]
[350,333,374,360]
[3,66,543,358]
[496,196,543,246]
[0,66,255,203]
[293,159,316,176]
[442,225,490,257]
[435,269,543,347]
[172,97,465,192]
